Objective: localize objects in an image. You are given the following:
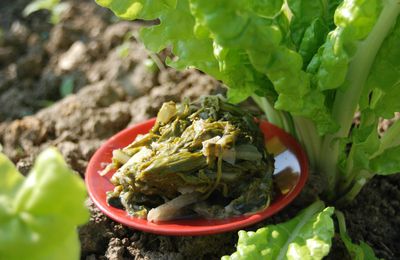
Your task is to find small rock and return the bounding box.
[45,24,77,53]
[58,41,88,71]
[80,199,112,256]
[1,116,50,161]
[79,139,102,160]
[87,40,103,58]
[102,22,138,50]
[16,47,44,78]
[85,254,97,260]
[105,238,125,260]
[15,156,34,175]
[157,69,185,85]
[35,70,61,100]
[8,21,30,46]
[0,71,9,90]
[121,61,157,97]
[0,47,16,66]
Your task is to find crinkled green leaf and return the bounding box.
[249,0,284,18]
[190,0,337,134]
[286,0,342,66]
[287,0,328,46]
[96,0,338,134]
[314,0,383,90]
[298,18,329,66]
[213,45,275,103]
[222,201,334,260]
[140,0,222,79]
[0,148,89,260]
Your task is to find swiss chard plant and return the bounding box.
[0,148,89,260]
[96,0,400,258]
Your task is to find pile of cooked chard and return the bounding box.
[103,96,274,222]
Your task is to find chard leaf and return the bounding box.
[190,0,337,134]
[95,0,338,134]
[362,17,400,118]
[370,146,400,175]
[336,210,380,260]
[286,0,335,65]
[250,0,283,18]
[190,0,304,106]
[348,117,380,172]
[297,18,329,66]
[0,148,89,260]
[314,0,383,90]
[213,45,276,104]
[287,0,327,46]
[140,0,222,80]
[222,201,334,260]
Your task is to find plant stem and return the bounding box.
[332,2,400,140]
[276,200,325,260]
[336,174,368,206]
[292,116,322,170]
[334,210,347,234]
[252,95,294,134]
[253,95,323,170]
[320,0,400,198]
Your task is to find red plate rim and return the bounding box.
[85,118,309,236]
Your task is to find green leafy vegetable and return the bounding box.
[222,201,334,260]
[335,210,381,260]
[104,96,274,221]
[96,0,400,258]
[96,0,400,202]
[0,148,89,260]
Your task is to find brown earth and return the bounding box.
[0,0,399,259]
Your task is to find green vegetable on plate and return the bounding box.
[103,96,275,222]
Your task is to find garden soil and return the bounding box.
[1,0,399,259]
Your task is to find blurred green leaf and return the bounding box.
[23,0,70,24]
[0,148,89,260]
[60,76,74,97]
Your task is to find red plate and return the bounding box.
[85,118,308,236]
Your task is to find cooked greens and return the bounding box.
[105,96,274,221]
